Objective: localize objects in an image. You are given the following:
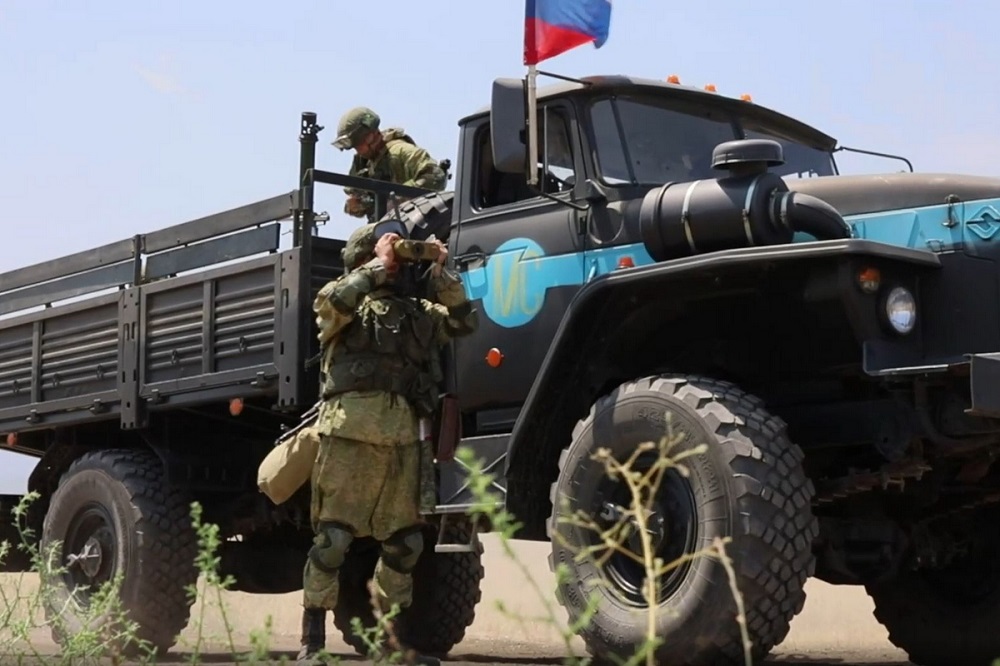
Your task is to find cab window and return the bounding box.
[473,105,577,209]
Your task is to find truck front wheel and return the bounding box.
[549,374,818,665]
[39,448,199,657]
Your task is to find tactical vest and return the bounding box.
[363,131,414,178]
[319,287,443,418]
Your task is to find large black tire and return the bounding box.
[39,448,199,657]
[333,518,485,657]
[866,511,1000,666]
[548,374,818,666]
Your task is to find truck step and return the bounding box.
[434,512,482,554]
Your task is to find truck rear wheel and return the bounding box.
[333,518,485,657]
[548,374,818,665]
[39,448,199,657]
[866,510,1000,666]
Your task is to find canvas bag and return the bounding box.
[257,421,321,505]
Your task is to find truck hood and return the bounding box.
[784,172,1000,216]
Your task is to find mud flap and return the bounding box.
[967,352,1000,418]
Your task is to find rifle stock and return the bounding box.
[274,400,321,447]
[434,394,461,462]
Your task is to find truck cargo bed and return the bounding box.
[0,190,346,442]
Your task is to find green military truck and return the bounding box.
[3,72,1000,666]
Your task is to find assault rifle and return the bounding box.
[274,400,321,447]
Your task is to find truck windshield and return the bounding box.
[588,96,836,186]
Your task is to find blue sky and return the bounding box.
[0,0,996,493]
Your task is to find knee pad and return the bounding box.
[381,525,424,574]
[309,522,354,574]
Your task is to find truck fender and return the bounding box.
[501,238,942,482]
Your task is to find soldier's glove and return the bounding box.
[430,268,468,308]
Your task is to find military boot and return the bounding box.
[296,607,326,665]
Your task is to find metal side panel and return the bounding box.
[272,237,346,410]
[0,261,134,317]
[0,320,34,414]
[0,237,135,295]
[0,292,123,431]
[144,223,282,281]
[119,287,142,429]
[436,434,509,511]
[276,247,308,409]
[139,255,281,402]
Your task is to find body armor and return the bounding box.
[319,287,443,418]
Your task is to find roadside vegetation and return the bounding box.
[0,414,752,666]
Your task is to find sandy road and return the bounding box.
[1,535,912,665]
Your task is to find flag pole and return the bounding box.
[526,63,539,187]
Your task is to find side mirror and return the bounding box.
[490,78,528,175]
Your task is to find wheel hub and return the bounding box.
[62,504,116,592]
[68,536,105,579]
[603,502,668,554]
[592,465,698,608]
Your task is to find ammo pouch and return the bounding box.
[322,353,439,418]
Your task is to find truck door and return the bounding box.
[448,103,586,434]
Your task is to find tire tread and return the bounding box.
[548,374,818,665]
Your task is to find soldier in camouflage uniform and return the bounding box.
[296,222,478,665]
[333,106,448,222]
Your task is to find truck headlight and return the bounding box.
[885,286,917,334]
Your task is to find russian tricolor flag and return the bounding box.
[524,0,612,66]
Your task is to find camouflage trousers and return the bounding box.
[302,433,436,612]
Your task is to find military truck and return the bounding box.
[3,72,1000,666]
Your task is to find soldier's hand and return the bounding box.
[375,233,400,273]
[430,239,448,276]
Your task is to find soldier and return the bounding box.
[296,222,478,665]
[333,106,448,222]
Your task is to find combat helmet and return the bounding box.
[341,223,378,270]
[333,106,381,150]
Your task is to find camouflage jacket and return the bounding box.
[344,128,447,220]
[311,258,477,446]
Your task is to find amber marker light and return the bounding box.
[617,256,635,269]
[5,433,15,447]
[858,267,881,294]
[705,84,717,92]
[486,348,504,368]
[740,93,753,102]
[667,74,681,84]
[229,398,244,416]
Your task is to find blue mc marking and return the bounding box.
[462,238,653,328]
[463,196,1000,328]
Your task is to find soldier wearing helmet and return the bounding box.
[295,220,477,665]
[333,106,448,221]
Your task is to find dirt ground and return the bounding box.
[0,535,912,665]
